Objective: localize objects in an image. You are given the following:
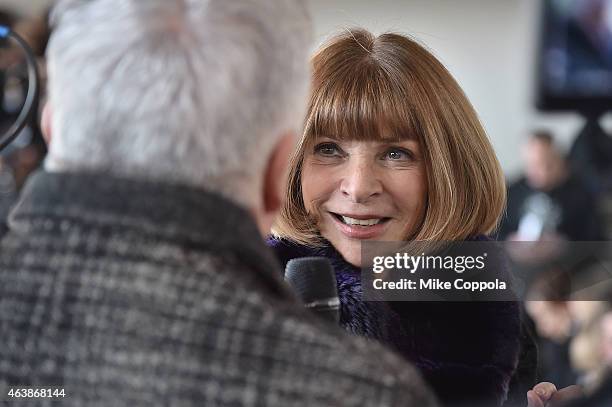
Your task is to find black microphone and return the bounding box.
[285,257,340,325]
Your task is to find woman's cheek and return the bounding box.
[389,170,427,231]
[300,163,317,212]
[301,160,333,211]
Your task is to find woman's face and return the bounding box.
[301,137,427,266]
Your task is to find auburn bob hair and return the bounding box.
[273,28,506,245]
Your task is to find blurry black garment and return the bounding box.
[564,371,612,407]
[503,312,539,407]
[569,119,612,195]
[499,175,603,241]
[537,336,578,389]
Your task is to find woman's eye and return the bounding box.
[384,148,413,161]
[314,142,342,157]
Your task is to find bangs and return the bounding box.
[305,61,420,143]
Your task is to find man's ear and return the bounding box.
[263,131,296,213]
[40,102,52,145]
[253,131,296,237]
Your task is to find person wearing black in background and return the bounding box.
[0,1,437,406]
[0,9,50,223]
[500,130,603,242]
[501,130,603,406]
[0,9,19,224]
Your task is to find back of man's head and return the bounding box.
[45,0,311,208]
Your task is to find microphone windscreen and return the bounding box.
[285,257,338,305]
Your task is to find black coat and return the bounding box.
[270,238,523,407]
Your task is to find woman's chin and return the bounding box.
[344,256,362,268]
[333,241,363,268]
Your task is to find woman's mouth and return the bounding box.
[329,212,390,239]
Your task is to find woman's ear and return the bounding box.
[40,102,52,145]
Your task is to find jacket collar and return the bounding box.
[9,170,295,300]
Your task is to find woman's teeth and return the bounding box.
[341,216,382,226]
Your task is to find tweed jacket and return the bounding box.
[0,171,437,407]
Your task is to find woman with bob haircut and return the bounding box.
[270,29,525,406]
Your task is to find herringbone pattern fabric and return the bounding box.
[0,171,437,407]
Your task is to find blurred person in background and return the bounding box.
[503,130,605,405]
[525,269,579,390]
[563,299,612,407]
[600,310,612,371]
[524,264,612,406]
[523,268,589,407]
[0,8,50,221]
[0,1,437,406]
[0,9,19,221]
[570,301,611,392]
[500,130,603,242]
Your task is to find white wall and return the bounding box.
[1,0,604,177]
[308,0,597,178]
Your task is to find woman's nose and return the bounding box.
[339,159,382,203]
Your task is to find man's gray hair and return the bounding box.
[45,0,311,208]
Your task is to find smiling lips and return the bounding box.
[329,212,390,239]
